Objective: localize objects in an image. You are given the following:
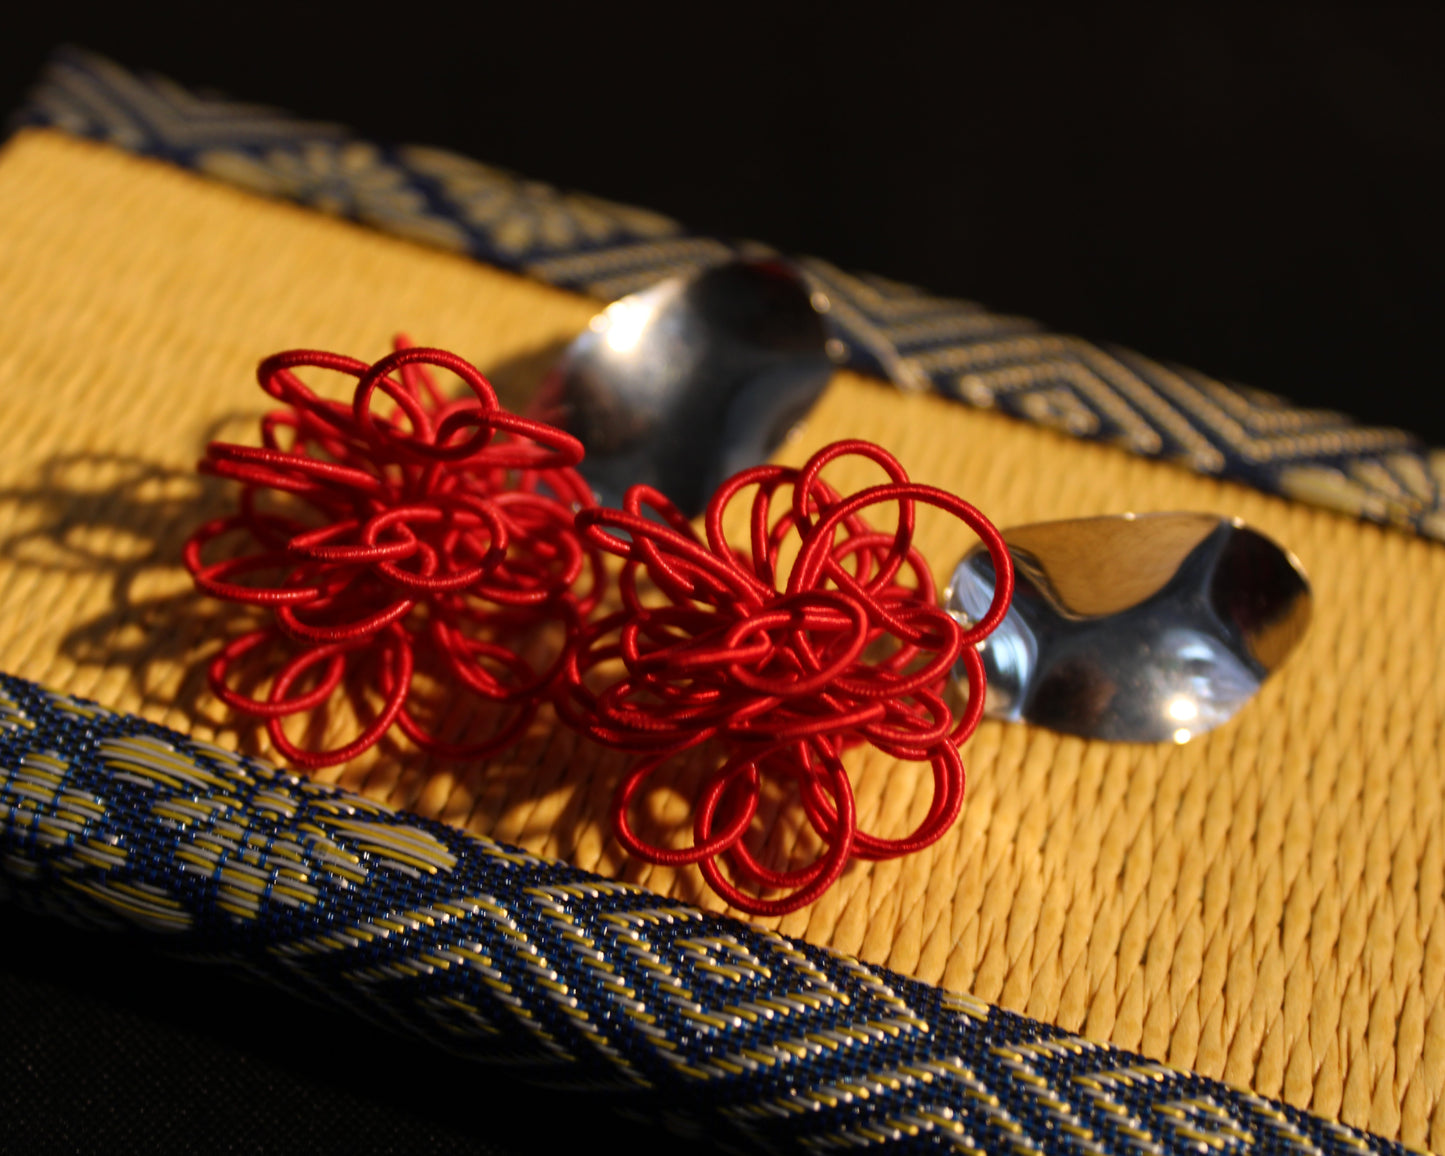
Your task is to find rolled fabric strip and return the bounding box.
[0,672,1404,1153]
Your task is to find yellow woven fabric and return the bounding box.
[1,129,1441,1149]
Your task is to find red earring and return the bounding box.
[555,439,1013,915]
[184,337,605,767]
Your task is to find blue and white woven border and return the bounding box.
[0,673,1406,1154]
[13,46,1445,545]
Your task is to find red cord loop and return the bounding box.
[558,438,1014,915]
[185,337,605,767]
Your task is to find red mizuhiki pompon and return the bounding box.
[187,344,1012,914]
[183,338,605,768]
[555,439,1014,915]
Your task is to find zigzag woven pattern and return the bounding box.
[0,671,1406,1154]
[13,46,1444,545]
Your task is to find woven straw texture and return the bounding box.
[0,129,1441,1149]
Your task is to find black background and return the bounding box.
[0,7,1441,440]
[1,7,1441,1154]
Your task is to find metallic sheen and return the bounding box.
[529,259,834,516]
[947,513,1312,743]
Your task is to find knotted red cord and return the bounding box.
[184,338,604,767]
[556,439,1014,915]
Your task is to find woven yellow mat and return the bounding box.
[1,128,1442,1149]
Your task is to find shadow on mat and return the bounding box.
[0,443,746,914]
